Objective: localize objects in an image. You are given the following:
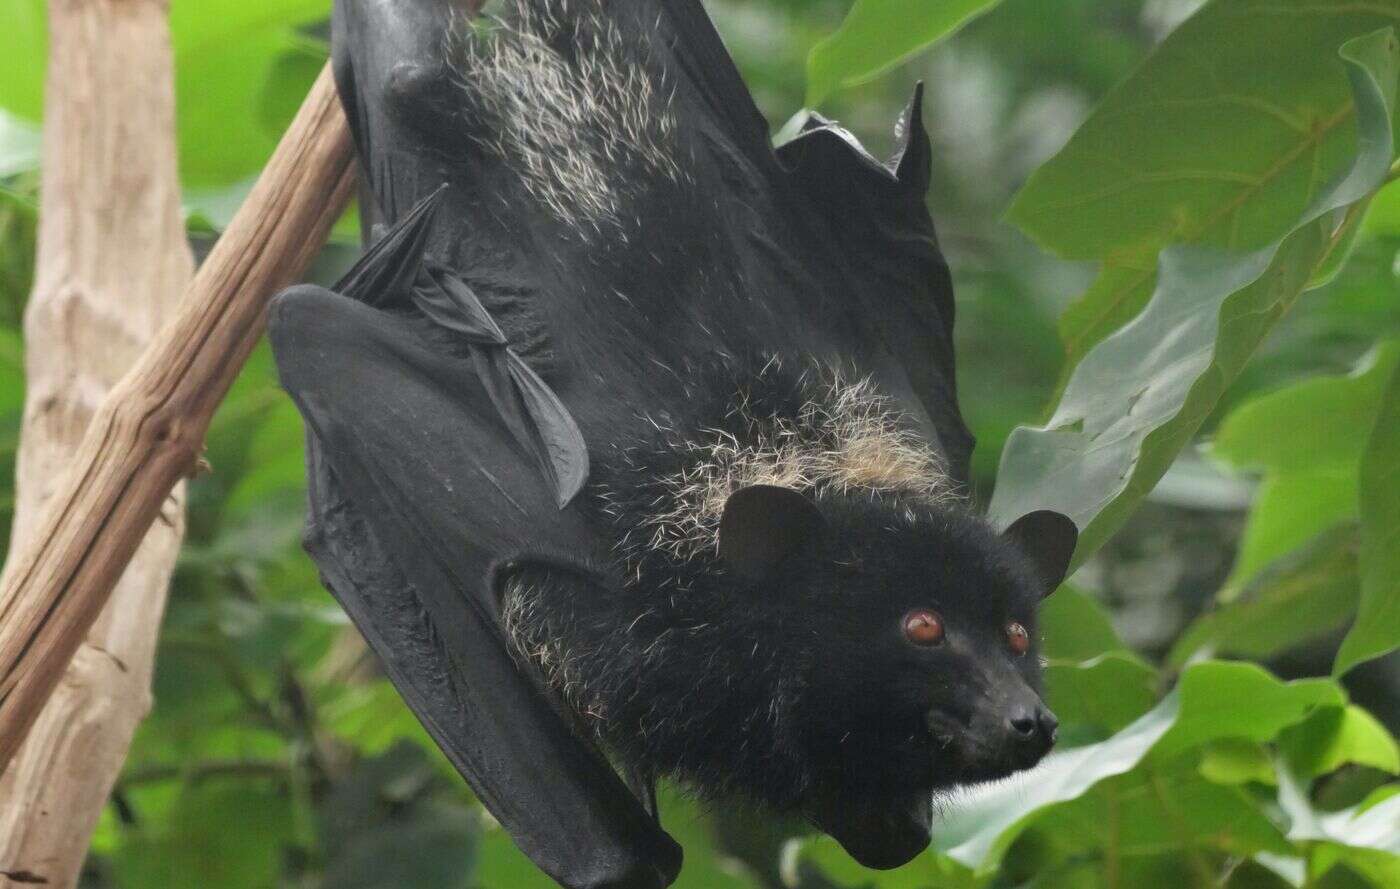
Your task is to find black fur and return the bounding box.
[271,2,1077,883]
[502,355,1053,818]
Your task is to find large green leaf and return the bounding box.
[1365,179,1400,234]
[1038,758,1293,863]
[1167,344,1400,668]
[1044,652,1158,734]
[932,661,1341,874]
[1012,0,1400,261]
[1224,469,1358,592]
[1277,765,1400,882]
[1211,342,1400,590]
[988,29,1399,566]
[1280,705,1400,779]
[1038,585,1127,662]
[1168,526,1361,668]
[1152,662,1344,760]
[805,0,1003,106]
[1011,0,1400,374]
[1336,350,1400,674]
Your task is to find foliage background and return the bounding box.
[1,0,1399,887]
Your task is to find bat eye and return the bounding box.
[1006,622,1031,656]
[903,609,945,646]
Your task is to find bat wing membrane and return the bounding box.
[269,281,679,886]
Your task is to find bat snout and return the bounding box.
[1004,699,1058,765]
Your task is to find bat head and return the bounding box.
[719,486,1077,867]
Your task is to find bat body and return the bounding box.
[269,1,1077,885]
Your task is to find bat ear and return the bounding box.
[1002,510,1079,598]
[719,485,825,581]
[892,82,932,194]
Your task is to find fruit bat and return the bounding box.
[267,1,1080,886]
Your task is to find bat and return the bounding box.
[268,1,1079,886]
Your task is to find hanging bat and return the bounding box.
[268,1,1079,886]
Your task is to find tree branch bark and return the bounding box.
[0,9,354,883]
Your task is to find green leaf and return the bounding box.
[1227,471,1359,590]
[1014,0,1400,428]
[1280,705,1400,779]
[1168,526,1361,668]
[1210,342,1400,593]
[805,0,1002,106]
[1153,662,1344,759]
[1363,179,1400,235]
[1278,764,1400,859]
[1039,586,1128,662]
[1053,257,1157,392]
[1213,343,1400,476]
[1010,0,1400,262]
[933,661,1340,873]
[1308,191,1372,289]
[989,28,1400,566]
[1336,351,1400,674]
[1200,739,1277,786]
[1044,652,1158,733]
[1042,759,1292,861]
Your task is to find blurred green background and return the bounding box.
[1,1,1399,887]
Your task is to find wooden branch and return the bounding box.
[0,2,192,882]
[0,57,355,804]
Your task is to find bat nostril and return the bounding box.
[1007,703,1057,749]
[1008,712,1038,739]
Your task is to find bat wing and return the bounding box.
[641,6,972,481]
[774,86,973,484]
[331,0,972,485]
[268,212,681,887]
